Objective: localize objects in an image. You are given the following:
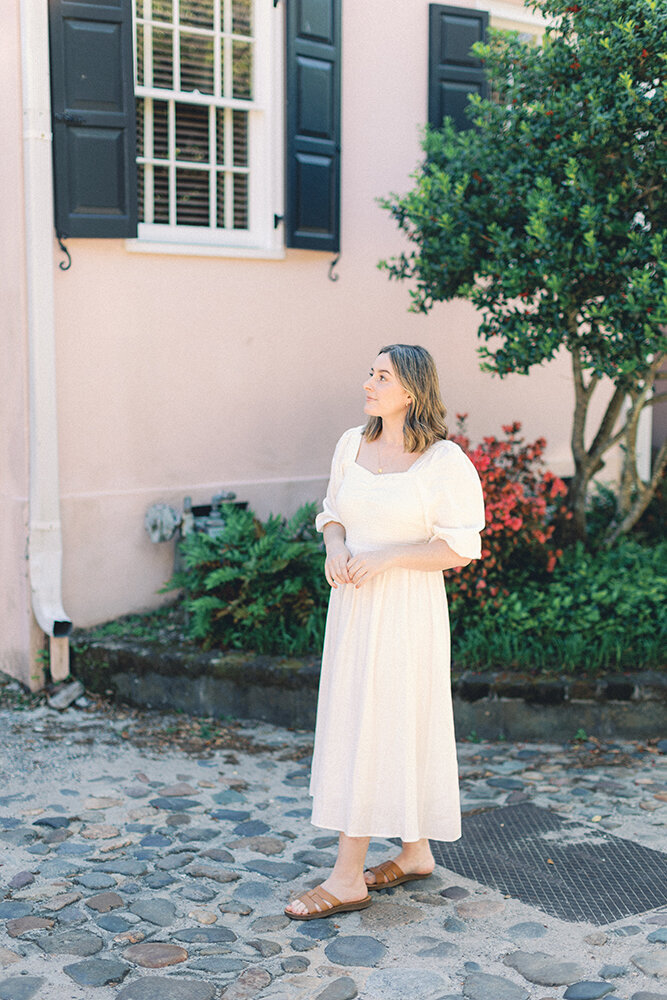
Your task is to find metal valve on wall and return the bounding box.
[144,491,247,544]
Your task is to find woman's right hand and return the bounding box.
[324,544,352,588]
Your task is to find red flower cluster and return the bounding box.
[446,418,569,612]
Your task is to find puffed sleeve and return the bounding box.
[315,427,361,533]
[426,441,485,559]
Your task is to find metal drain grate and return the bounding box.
[429,803,667,925]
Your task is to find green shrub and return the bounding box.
[451,538,667,674]
[165,503,329,655]
[635,479,667,544]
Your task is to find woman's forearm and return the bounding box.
[384,539,472,572]
[322,520,347,552]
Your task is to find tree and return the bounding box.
[380,0,667,542]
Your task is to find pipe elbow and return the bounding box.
[32,602,73,637]
[29,536,72,637]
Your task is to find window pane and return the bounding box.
[176,102,209,162]
[136,0,258,237]
[180,0,214,29]
[180,32,214,93]
[154,166,170,223]
[232,40,252,99]
[216,172,225,228]
[153,28,174,89]
[152,0,172,22]
[136,99,144,157]
[136,24,144,85]
[216,107,226,165]
[153,100,169,159]
[232,0,252,35]
[177,168,210,226]
[232,110,248,167]
[233,173,248,229]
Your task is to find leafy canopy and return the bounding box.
[380,0,667,383]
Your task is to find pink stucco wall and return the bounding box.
[0,0,45,687]
[2,0,623,684]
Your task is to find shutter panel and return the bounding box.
[285,0,341,252]
[428,5,488,131]
[49,0,137,238]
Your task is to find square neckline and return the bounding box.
[353,428,433,477]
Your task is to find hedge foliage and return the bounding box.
[163,451,665,673]
[451,539,667,673]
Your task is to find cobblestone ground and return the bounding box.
[0,693,665,1000]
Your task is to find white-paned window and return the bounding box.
[132,0,282,255]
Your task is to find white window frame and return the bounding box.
[126,0,284,259]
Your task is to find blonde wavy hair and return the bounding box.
[363,343,448,453]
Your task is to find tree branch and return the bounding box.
[589,353,666,464]
[643,392,667,408]
[570,343,594,469]
[605,438,667,546]
[587,384,627,468]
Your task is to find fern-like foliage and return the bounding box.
[164,502,329,654]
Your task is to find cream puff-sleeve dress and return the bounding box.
[309,425,485,842]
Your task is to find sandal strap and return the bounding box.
[296,885,342,913]
[371,860,404,884]
[310,885,341,908]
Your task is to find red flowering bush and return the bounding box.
[446,417,570,615]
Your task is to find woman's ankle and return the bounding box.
[396,843,434,868]
[328,869,367,889]
[401,838,432,854]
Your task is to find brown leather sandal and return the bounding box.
[284,885,372,921]
[365,859,433,891]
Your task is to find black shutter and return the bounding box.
[48,0,137,238]
[285,0,341,252]
[428,5,488,131]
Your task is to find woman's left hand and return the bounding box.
[347,550,391,588]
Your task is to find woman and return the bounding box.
[285,344,485,920]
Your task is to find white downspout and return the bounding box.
[20,0,72,681]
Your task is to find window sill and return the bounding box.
[125,239,286,261]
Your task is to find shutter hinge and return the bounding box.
[328,254,340,282]
[273,0,280,7]
[56,233,72,271]
[274,214,284,229]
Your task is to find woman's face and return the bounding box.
[363,354,411,419]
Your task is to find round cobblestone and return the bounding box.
[116,977,217,1000]
[62,957,129,986]
[0,976,46,1000]
[324,935,387,967]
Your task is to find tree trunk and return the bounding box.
[603,352,667,545]
[568,346,592,541]
[567,347,607,540]
[567,346,628,542]
[605,437,667,545]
